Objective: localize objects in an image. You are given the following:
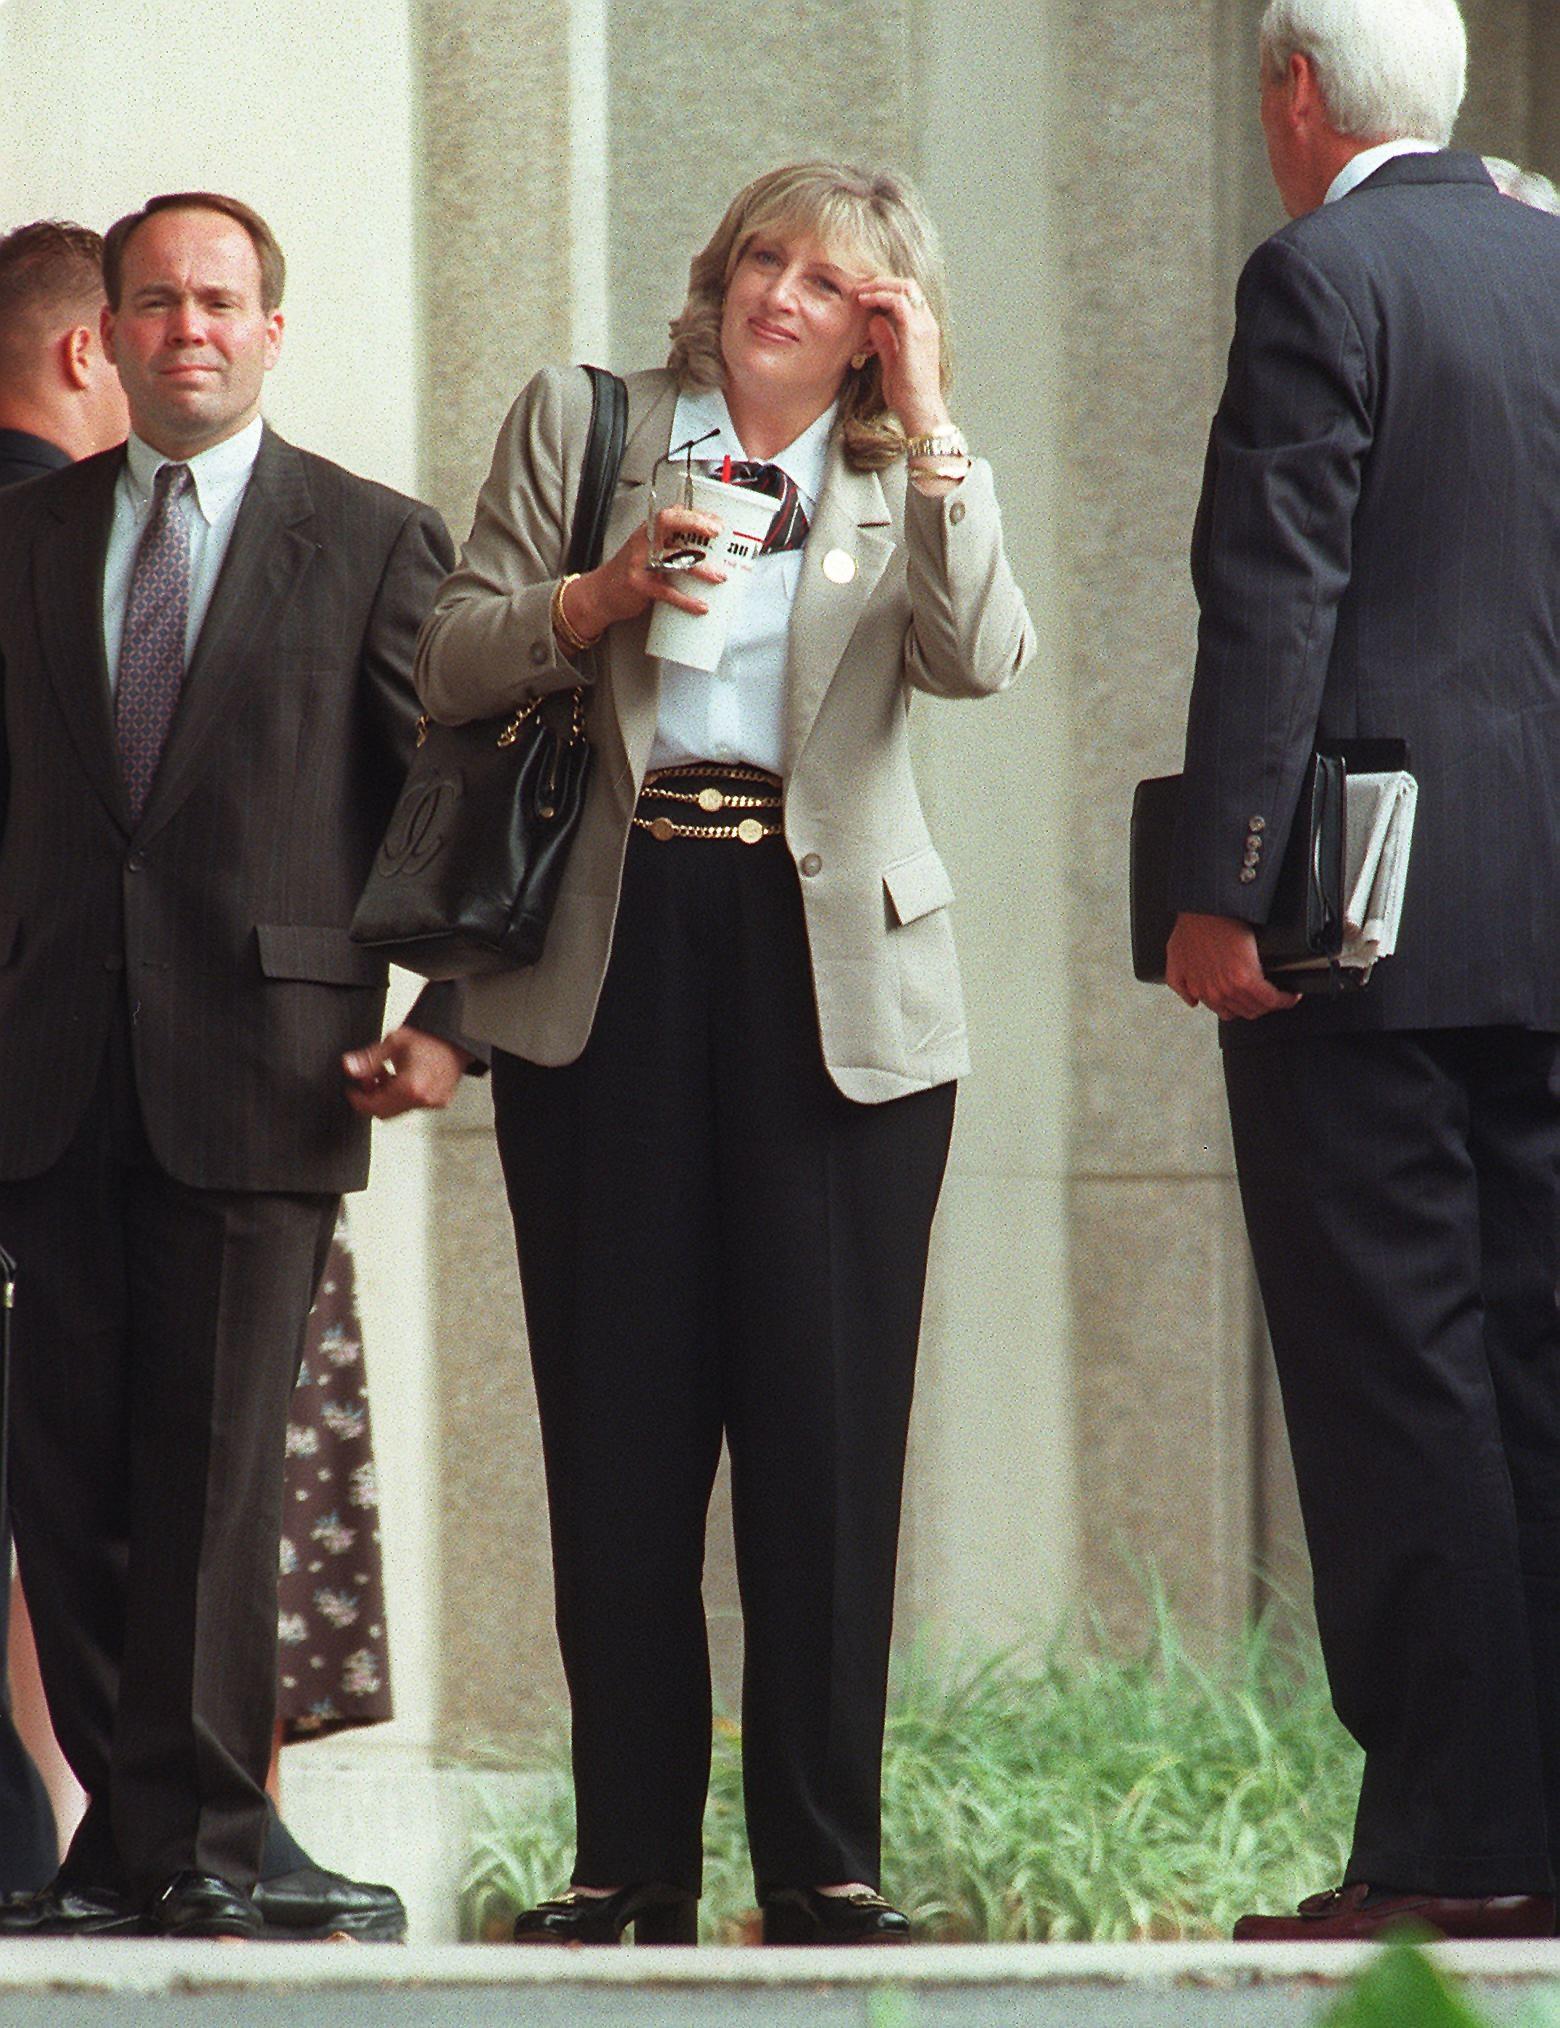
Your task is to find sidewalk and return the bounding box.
[3,1939,1558,2028]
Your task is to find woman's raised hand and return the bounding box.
[854,276,950,439]
[560,506,726,646]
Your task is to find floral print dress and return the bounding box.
[276,1212,394,1740]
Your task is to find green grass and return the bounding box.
[461,1595,1362,1943]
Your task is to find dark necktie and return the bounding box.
[115,462,193,823]
[725,462,810,555]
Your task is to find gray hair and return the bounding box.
[1483,156,1560,216]
[1259,0,1467,147]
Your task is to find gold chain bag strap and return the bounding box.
[351,366,627,979]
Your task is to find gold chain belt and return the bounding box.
[635,763,784,845]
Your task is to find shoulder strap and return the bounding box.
[566,366,629,576]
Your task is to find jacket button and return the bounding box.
[799,853,822,878]
[1238,868,1258,885]
[1249,815,1266,832]
[948,501,966,526]
[126,850,146,873]
[529,641,548,665]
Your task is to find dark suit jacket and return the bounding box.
[0,428,74,1895]
[0,424,458,1190]
[0,430,70,490]
[1169,152,1560,1038]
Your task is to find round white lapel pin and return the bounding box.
[822,548,856,584]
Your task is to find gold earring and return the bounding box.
[851,351,870,370]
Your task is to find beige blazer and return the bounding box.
[414,365,1034,1102]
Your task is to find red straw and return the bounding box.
[721,454,732,483]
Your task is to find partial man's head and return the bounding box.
[0,221,129,460]
[1484,157,1560,215]
[101,194,285,460]
[1258,0,1467,215]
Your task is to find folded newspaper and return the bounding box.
[1284,770,1418,979]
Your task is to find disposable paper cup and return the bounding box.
[645,471,777,672]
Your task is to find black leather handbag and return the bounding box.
[351,365,628,981]
[1130,739,1407,995]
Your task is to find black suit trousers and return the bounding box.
[1224,1025,1560,1895]
[492,829,955,1898]
[0,1007,338,1897]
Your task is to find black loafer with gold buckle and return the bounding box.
[511,1882,698,1945]
[760,1886,912,1945]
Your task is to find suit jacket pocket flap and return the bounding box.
[883,845,954,927]
[256,923,387,987]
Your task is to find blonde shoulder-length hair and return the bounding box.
[666,162,951,474]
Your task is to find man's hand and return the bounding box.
[343,1026,473,1118]
[1165,912,1301,1021]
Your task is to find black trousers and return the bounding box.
[492,829,955,1897]
[0,1009,337,1897]
[1224,1025,1560,1895]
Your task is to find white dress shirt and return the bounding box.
[648,385,835,776]
[102,416,264,693]
[1325,137,1441,206]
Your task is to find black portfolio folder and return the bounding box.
[1131,740,1408,994]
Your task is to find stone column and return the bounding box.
[1056,0,1271,1643]
[1533,0,1560,172]
[411,0,579,1755]
[1059,0,1553,1648]
[1457,0,1533,152]
[900,0,1082,1649]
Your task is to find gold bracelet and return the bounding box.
[551,572,599,655]
[904,427,967,459]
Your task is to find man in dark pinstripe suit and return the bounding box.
[1165,0,1560,1940]
[0,193,466,1938]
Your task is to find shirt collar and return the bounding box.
[671,383,837,515]
[124,414,264,523]
[1326,138,1442,206]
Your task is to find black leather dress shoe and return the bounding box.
[761,1886,911,1945]
[512,1883,697,1944]
[251,1865,406,1942]
[143,1871,264,1940]
[0,1880,140,1937]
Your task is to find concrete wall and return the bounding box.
[0,0,426,486]
[0,0,451,1914]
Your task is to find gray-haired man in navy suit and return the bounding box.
[1166,0,1560,1940]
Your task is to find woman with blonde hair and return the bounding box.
[416,160,1033,1946]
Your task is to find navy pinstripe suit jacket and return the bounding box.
[0,424,456,1189]
[1169,151,1560,1040]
